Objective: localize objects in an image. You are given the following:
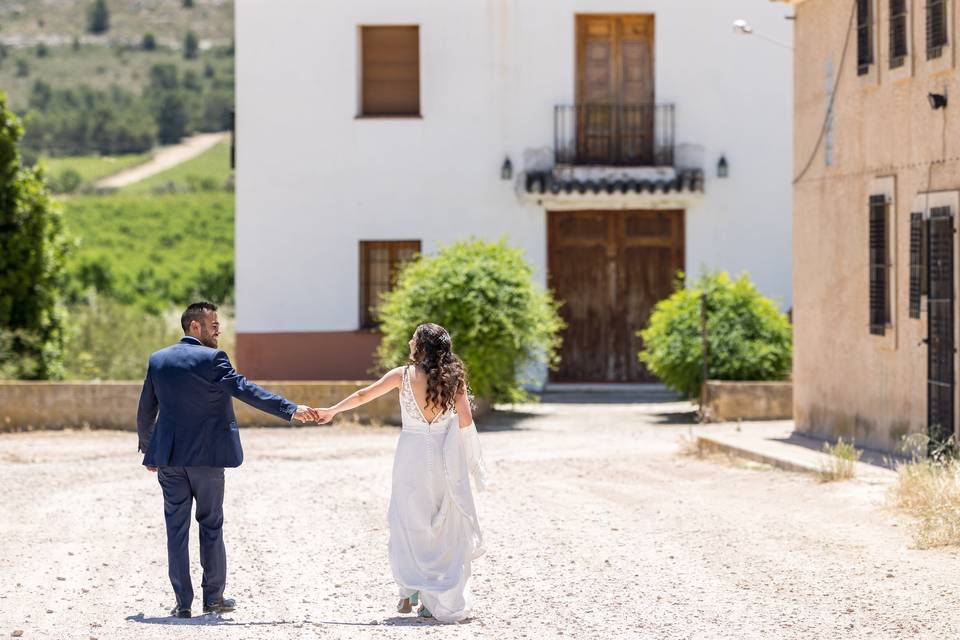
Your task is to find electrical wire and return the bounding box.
[793,0,858,185]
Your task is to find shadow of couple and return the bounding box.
[125,612,448,628]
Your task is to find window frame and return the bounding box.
[927,0,949,59]
[869,193,891,335]
[358,240,422,329]
[858,0,875,75]
[889,0,909,68]
[358,25,421,118]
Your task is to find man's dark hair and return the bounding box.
[181,301,218,333]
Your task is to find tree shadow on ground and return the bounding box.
[479,409,538,432]
[535,388,682,405]
[646,410,699,426]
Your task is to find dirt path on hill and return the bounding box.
[96,131,228,189]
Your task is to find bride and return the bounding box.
[316,323,488,623]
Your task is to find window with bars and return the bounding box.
[360,26,420,116]
[869,194,890,335]
[857,0,874,75]
[359,240,421,329]
[909,212,927,318]
[927,0,948,59]
[890,0,909,67]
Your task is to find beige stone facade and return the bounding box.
[789,0,960,451]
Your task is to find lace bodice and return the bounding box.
[400,366,454,428]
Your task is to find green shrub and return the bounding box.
[376,239,564,404]
[49,168,83,194]
[639,271,792,398]
[15,59,29,77]
[142,33,157,51]
[0,94,69,380]
[63,296,182,380]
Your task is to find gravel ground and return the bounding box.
[2,393,960,639]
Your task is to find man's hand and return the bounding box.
[145,466,158,473]
[292,405,321,423]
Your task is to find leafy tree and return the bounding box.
[35,43,49,58]
[639,271,792,398]
[149,63,179,90]
[142,33,157,51]
[183,0,195,7]
[184,31,199,59]
[87,0,110,35]
[376,239,564,403]
[0,94,69,379]
[15,59,29,78]
[183,69,201,92]
[154,91,188,143]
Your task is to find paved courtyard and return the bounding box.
[3,391,960,639]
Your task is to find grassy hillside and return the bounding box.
[121,140,231,194]
[0,1,233,48]
[40,151,152,193]
[62,192,235,314]
[0,44,234,110]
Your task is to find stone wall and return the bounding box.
[703,381,792,422]
[0,381,399,432]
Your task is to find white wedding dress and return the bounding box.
[387,366,488,623]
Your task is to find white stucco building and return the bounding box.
[235,0,793,382]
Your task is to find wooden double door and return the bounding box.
[576,14,655,165]
[548,210,684,382]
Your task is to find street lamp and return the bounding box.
[732,18,793,50]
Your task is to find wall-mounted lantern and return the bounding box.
[929,91,948,110]
[501,156,513,180]
[717,155,729,178]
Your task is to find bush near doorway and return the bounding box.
[376,239,564,404]
[638,271,792,398]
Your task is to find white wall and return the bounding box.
[236,0,794,332]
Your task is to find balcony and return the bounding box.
[554,103,675,167]
[522,102,701,208]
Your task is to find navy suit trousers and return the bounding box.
[158,466,226,609]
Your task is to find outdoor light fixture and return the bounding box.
[928,92,948,110]
[717,155,729,178]
[501,156,513,180]
[732,18,792,49]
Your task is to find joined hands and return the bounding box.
[292,405,336,425]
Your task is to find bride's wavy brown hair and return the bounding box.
[409,323,466,412]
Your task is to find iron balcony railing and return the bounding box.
[554,103,675,167]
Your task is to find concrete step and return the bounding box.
[696,421,897,485]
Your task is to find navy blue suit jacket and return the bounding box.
[137,336,297,468]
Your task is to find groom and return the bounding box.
[137,301,321,618]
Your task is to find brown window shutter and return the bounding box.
[857,0,874,74]
[361,26,420,116]
[359,240,421,328]
[890,0,909,68]
[927,0,948,59]
[869,195,888,335]
[909,212,923,318]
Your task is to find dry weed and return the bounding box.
[817,438,862,482]
[890,458,960,548]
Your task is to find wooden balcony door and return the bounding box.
[548,210,683,382]
[576,14,655,164]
